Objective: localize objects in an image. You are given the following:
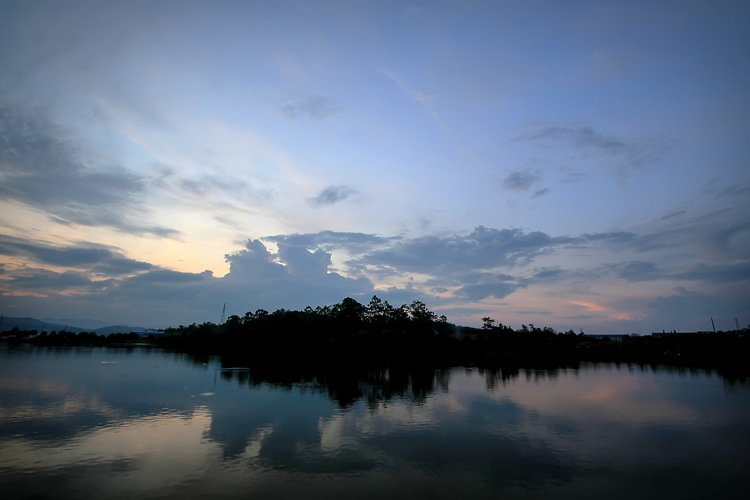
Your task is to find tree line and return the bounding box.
[3,295,748,369]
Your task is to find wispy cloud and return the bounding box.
[0,234,153,275]
[604,261,664,282]
[0,104,178,237]
[503,170,540,191]
[280,95,339,121]
[377,67,449,132]
[511,125,677,172]
[673,262,750,283]
[309,185,358,207]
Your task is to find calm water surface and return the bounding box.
[1,345,748,499]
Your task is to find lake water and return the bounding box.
[1,345,748,499]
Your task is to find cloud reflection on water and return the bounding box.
[1,347,749,499]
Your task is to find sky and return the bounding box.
[0,0,748,333]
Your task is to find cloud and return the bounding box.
[378,67,436,107]
[0,104,178,237]
[503,170,539,191]
[358,226,578,278]
[511,125,676,171]
[5,267,113,294]
[457,281,520,301]
[0,234,153,275]
[702,177,750,200]
[644,287,748,332]
[265,231,396,254]
[280,95,339,121]
[3,223,747,332]
[377,67,448,132]
[598,260,749,285]
[1,235,377,326]
[673,262,750,284]
[607,261,663,282]
[521,268,567,285]
[309,186,358,207]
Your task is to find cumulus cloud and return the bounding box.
[2,222,748,331]
[1,235,376,326]
[266,231,396,254]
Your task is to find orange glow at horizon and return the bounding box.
[568,300,634,322]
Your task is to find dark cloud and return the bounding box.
[359,226,574,275]
[673,262,750,283]
[281,95,338,121]
[3,267,111,293]
[309,185,357,207]
[0,235,376,327]
[503,170,539,191]
[608,207,750,257]
[521,268,566,285]
[3,224,747,332]
[608,261,663,282]
[644,287,748,333]
[0,104,177,237]
[0,234,153,275]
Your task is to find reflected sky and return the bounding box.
[1,346,748,499]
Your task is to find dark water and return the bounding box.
[1,346,748,499]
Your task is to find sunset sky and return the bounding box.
[1,0,748,332]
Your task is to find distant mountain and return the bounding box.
[43,317,111,330]
[0,316,144,335]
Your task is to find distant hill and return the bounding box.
[0,316,143,335]
[94,325,146,335]
[43,317,111,330]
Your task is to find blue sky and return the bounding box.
[1,0,748,332]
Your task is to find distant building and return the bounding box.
[651,331,712,338]
[583,334,628,342]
